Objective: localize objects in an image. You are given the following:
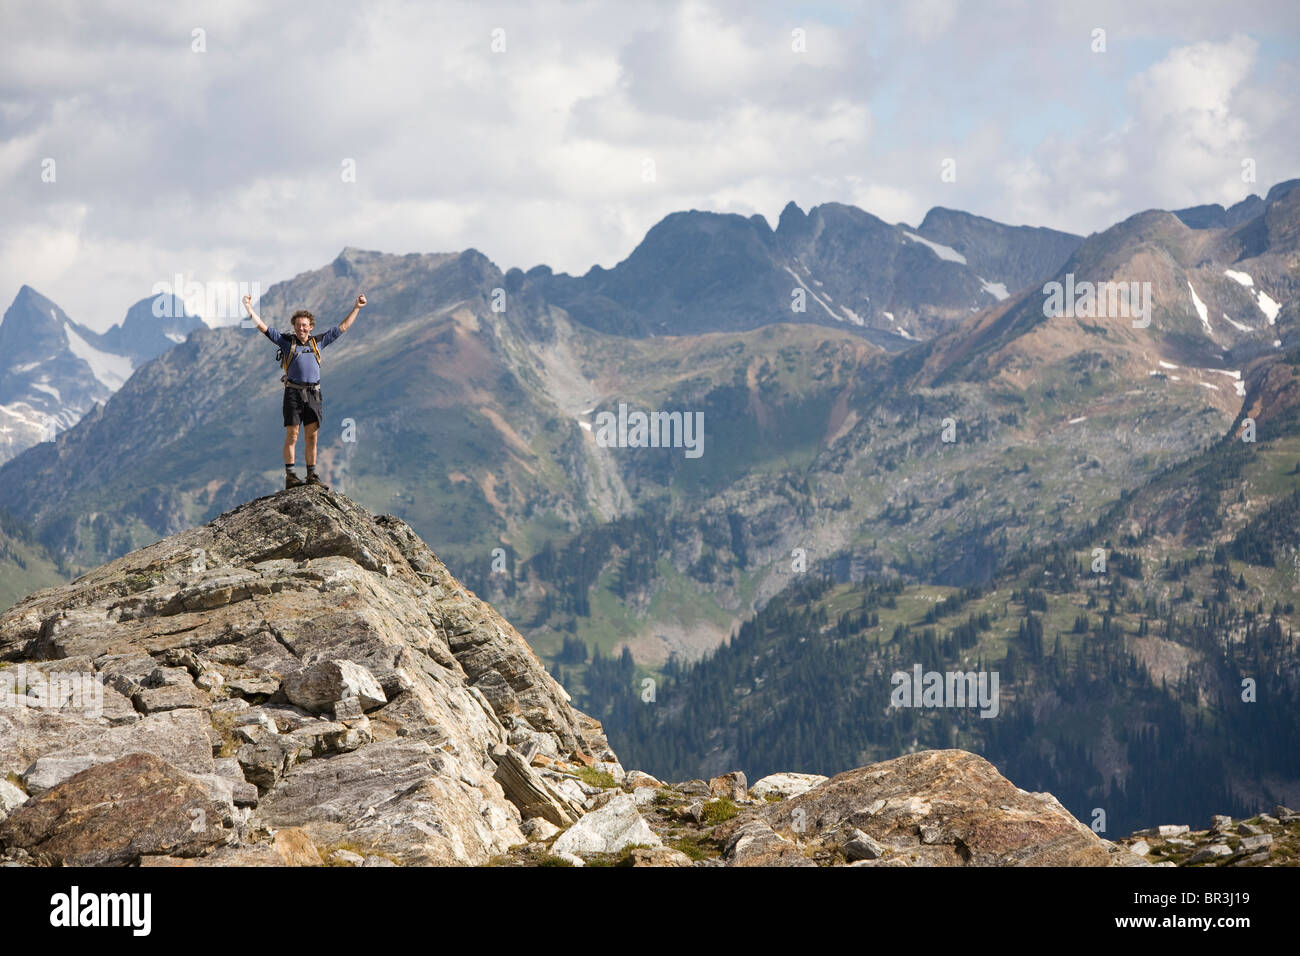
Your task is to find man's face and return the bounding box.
[293,316,313,340]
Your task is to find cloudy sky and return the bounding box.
[2,0,1298,331]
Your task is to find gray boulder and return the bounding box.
[0,778,28,821]
[750,772,829,801]
[1187,844,1233,864]
[552,793,660,857]
[282,659,387,714]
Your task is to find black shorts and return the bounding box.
[283,385,323,427]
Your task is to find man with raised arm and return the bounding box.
[242,292,366,489]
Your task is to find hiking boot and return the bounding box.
[306,472,329,489]
[285,471,305,489]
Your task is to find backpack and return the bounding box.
[275,335,322,383]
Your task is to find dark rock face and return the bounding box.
[1173,194,1266,230]
[913,207,1083,293]
[0,487,623,865]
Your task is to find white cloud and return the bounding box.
[900,0,959,41]
[0,206,88,303]
[1129,35,1258,205]
[0,1,1297,331]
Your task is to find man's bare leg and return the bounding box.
[304,421,326,486]
[284,425,304,487]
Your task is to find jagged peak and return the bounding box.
[0,285,73,339]
[331,247,385,278]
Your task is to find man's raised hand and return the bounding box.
[242,293,265,331]
[339,292,366,333]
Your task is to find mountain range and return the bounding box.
[0,181,1297,831]
[529,200,1081,343]
[0,286,201,465]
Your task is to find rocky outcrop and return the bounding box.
[0,487,622,866]
[699,750,1114,867]
[736,750,1112,866]
[495,749,1161,867]
[1112,806,1300,867]
[490,744,582,827]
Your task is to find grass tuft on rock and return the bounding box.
[702,798,739,825]
[575,766,617,789]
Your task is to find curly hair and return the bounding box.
[290,308,316,330]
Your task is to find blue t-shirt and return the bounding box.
[264,326,342,384]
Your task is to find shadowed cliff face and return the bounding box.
[0,486,623,865]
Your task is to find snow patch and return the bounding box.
[1224,269,1254,287]
[838,305,865,326]
[1068,416,1087,425]
[1222,314,1254,333]
[1198,381,1220,391]
[30,381,61,401]
[164,331,187,344]
[0,402,50,429]
[64,322,133,390]
[1207,368,1245,397]
[1188,282,1212,335]
[901,231,967,264]
[1158,360,1179,370]
[1256,290,1280,324]
[897,327,917,341]
[979,277,1009,301]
